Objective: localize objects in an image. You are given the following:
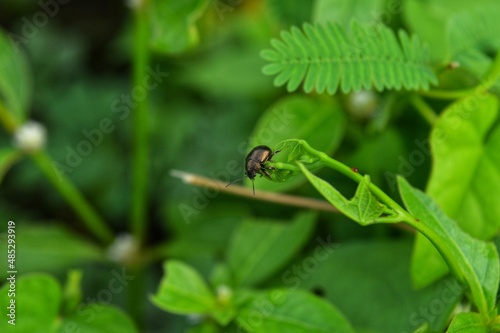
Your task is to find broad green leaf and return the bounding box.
[0,148,22,184]
[298,163,393,225]
[429,87,500,237]
[448,4,500,56]
[0,273,138,333]
[0,224,103,278]
[446,313,487,333]
[149,0,210,54]
[411,235,450,290]
[164,203,246,264]
[236,289,355,333]
[0,274,61,333]
[398,177,499,318]
[298,240,461,333]
[151,260,216,314]
[0,29,32,121]
[413,94,500,288]
[59,304,138,333]
[227,211,316,287]
[446,3,500,82]
[313,0,386,29]
[404,0,498,64]
[248,95,345,192]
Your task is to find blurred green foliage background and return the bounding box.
[1,0,499,332]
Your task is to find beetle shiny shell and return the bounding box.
[226,145,279,196]
[245,145,274,180]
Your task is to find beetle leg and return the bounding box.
[261,169,272,179]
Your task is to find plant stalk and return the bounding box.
[130,0,151,247]
[31,151,114,244]
[410,94,438,125]
[298,140,416,223]
[0,102,18,133]
[420,51,500,100]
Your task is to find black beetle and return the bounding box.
[226,145,280,196]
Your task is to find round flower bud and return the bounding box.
[106,233,139,264]
[14,121,47,152]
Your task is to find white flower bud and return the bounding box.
[106,233,139,264]
[14,121,47,152]
[125,0,143,9]
[216,285,232,305]
[347,90,379,120]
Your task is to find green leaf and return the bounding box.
[248,95,345,192]
[0,29,32,121]
[298,163,394,225]
[298,240,461,333]
[149,0,210,54]
[413,94,500,288]
[446,313,488,333]
[151,260,216,314]
[261,21,437,94]
[0,273,138,333]
[0,274,61,333]
[0,224,103,278]
[0,148,22,184]
[227,211,316,287]
[164,203,246,262]
[428,89,500,237]
[398,177,499,319]
[59,304,138,333]
[62,270,83,315]
[236,289,355,333]
[447,3,500,64]
[446,3,500,89]
[404,0,498,65]
[313,0,386,29]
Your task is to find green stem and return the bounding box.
[0,102,112,244]
[420,51,500,100]
[410,94,438,126]
[31,151,114,244]
[131,0,151,247]
[419,87,476,100]
[0,101,19,133]
[297,140,416,223]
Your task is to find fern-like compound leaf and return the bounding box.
[261,21,438,94]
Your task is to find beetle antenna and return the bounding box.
[225,176,246,188]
